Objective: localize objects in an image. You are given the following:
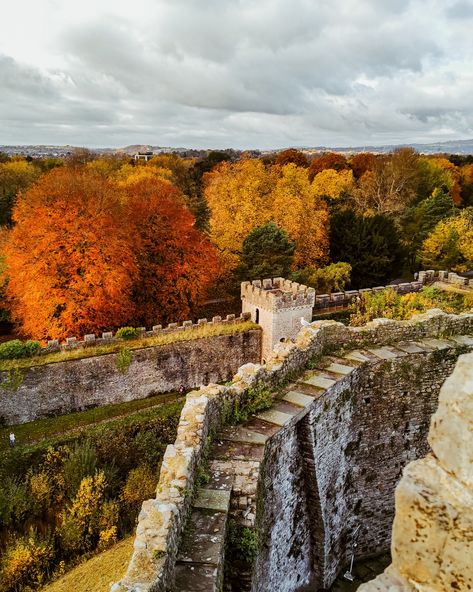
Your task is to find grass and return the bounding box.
[0,392,182,451]
[0,320,259,372]
[41,537,134,592]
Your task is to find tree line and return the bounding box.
[1,147,473,341]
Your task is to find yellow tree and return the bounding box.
[205,159,277,273]
[272,164,329,268]
[420,209,473,271]
[429,157,461,204]
[312,168,354,199]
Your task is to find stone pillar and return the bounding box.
[359,352,473,591]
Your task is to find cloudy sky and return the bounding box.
[1,0,473,149]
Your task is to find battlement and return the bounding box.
[38,313,252,355]
[417,269,473,288]
[241,277,315,311]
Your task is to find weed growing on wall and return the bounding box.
[0,368,23,392]
[228,521,259,564]
[116,348,132,374]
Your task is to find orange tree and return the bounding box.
[5,168,137,340]
[124,176,219,326]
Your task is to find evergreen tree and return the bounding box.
[330,210,405,288]
[401,187,456,269]
[237,222,295,282]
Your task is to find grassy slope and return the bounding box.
[0,321,259,372]
[0,392,182,451]
[42,537,134,592]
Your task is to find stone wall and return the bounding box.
[112,308,473,592]
[253,347,467,591]
[359,351,473,591]
[0,329,261,425]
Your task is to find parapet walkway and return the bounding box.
[170,333,473,591]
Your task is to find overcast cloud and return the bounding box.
[0,0,472,149]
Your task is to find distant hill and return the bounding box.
[2,138,473,158]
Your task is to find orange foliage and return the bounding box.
[349,152,377,179]
[275,149,309,168]
[308,152,348,181]
[5,168,138,341]
[125,177,218,325]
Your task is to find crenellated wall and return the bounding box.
[112,308,473,592]
[0,327,261,425]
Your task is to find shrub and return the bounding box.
[62,441,97,500]
[115,327,139,340]
[0,532,54,592]
[228,523,259,564]
[120,464,157,516]
[0,339,40,360]
[0,477,34,527]
[116,347,132,374]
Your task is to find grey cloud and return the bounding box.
[0,0,472,148]
[447,0,473,18]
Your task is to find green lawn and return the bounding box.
[0,392,182,451]
[0,321,259,372]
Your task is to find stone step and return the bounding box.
[418,337,457,350]
[219,425,268,446]
[173,563,221,592]
[282,390,315,408]
[301,373,337,390]
[323,361,355,376]
[255,408,295,427]
[366,346,406,360]
[211,440,265,461]
[344,350,372,363]
[450,334,473,346]
[194,488,231,512]
[395,341,429,354]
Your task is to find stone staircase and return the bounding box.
[170,333,473,592]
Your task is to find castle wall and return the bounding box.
[0,330,262,425]
[111,309,473,592]
[253,348,464,590]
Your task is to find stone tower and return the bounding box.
[241,278,315,361]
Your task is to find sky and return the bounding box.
[1,0,473,149]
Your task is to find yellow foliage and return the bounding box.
[0,535,54,592]
[272,164,329,267]
[114,164,173,187]
[29,471,53,509]
[205,161,329,272]
[312,168,354,199]
[98,526,118,551]
[120,464,157,512]
[420,209,473,272]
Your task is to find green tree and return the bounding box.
[237,222,295,282]
[0,160,40,226]
[292,262,351,294]
[401,187,456,269]
[330,210,405,288]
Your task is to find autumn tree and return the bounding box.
[308,152,348,182]
[330,209,405,287]
[236,222,295,282]
[420,208,473,272]
[205,159,277,273]
[272,164,329,267]
[5,168,137,340]
[460,164,473,206]
[401,187,456,269]
[312,168,354,200]
[0,160,40,226]
[349,152,377,179]
[124,176,219,326]
[351,148,420,215]
[275,149,309,168]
